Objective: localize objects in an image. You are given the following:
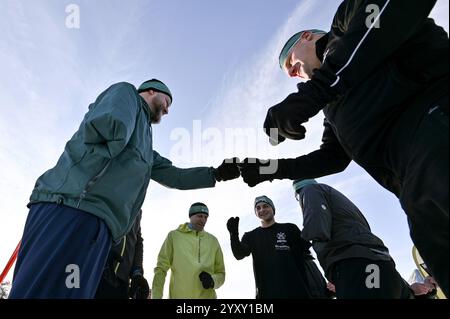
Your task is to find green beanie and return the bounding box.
[279,29,326,70]
[138,79,172,102]
[254,195,275,213]
[189,202,209,217]
[293,179,318,193]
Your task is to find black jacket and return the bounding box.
[230,222,327,298]
[104,210,144,284]
[298,183,392,280]
[276,0,448,196]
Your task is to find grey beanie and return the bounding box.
[189,202,209,217]
[254,195,275,213]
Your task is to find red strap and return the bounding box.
[0,241,21,284]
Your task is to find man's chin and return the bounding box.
[150,115,162,124]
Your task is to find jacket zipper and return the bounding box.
[114,235,127,274]
[77,160,111,208]
[198,234,201,263]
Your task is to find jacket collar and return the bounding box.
[178,222,205,235]
[138,95,152,124]
[315,32,329,62]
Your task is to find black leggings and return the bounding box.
[398,96,449,298]
[331,258,412,299]
[95,274,129,299]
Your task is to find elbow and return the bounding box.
[336,156,351,172]
[231,250,246,260]
[325,154,350,174]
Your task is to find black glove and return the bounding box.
[199,271,214,289]
[214,157,240,182]
[238,158,282,187]
[129,274,150,299]
[226,217,240,235]
[263,80,333,144]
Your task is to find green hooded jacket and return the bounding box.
[152,223,225,299]
[28,82,216,240]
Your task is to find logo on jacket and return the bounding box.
[275,232,290,251]
[276,232,286,241]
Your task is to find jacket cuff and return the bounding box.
[131,267,144,277]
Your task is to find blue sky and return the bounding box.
[0,0,448,298]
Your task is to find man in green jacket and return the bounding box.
[9,79,239,299]
[152,202,225,299]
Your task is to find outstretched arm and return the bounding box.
[241,120,351,187]
[151,151,216,189]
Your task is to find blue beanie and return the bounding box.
[293,179,318,193]
[279,29,326,70]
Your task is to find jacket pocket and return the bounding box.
[51,147,88,192]
[77,159,112,208]
[90,216,106,245]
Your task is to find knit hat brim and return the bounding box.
[189,203,209,217]
[138,79,172,102]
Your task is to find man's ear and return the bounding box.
[303,31,314,41]
[147,89,155,96]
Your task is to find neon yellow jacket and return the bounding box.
[152,223,225,299]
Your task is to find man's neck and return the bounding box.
[261,220,275,228]
[188,223,203,232]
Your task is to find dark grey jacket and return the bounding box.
[298,183,392,280]
[111,210,144,283]
[99,210,145,287]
